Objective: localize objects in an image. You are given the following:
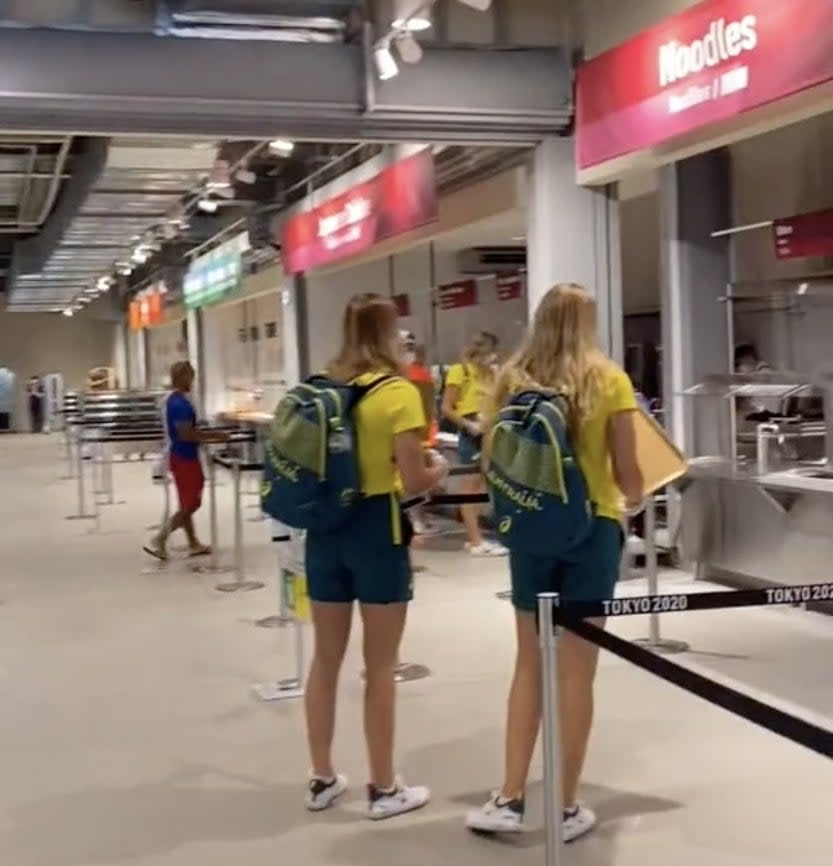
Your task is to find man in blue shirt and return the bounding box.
[144,361,227,561]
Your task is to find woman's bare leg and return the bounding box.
[305,601,353,778]
[360,602,408,788]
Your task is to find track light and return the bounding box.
[374,43,399,80]
[392,0,433,30]
[268,139,294,156]
[395,31,423,64]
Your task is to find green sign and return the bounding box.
[184,251,242,309]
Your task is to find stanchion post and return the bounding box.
[633,496,689,655]
[256,538,294,628]
[191,454,232,575]
[251,569,307,702]
[215,459,264,592]
[538,592,564,866]
[66,430,95,521]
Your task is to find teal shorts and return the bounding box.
[458,428,482,465]
[509,517,624,612]
[305,494,413,605]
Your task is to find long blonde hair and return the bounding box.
[328,293,403,381]
[486,283,608,433]
[461,330,498,381]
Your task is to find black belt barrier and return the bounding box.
[556,613,833,760]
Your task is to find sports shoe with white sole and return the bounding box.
[562,804,597,842]
[367,781,430,820]
[466,541,508,557]
[305,774,348,812]
[466,795,525,833]
[466,797,596,843]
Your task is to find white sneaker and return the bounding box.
[466,795,525,833]
[305,774,348,811]
[368,781,430,820]
[466,541,508,557]
[563,804,597,843]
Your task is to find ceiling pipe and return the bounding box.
[9,137,109,280]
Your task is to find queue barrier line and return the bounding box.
[556,612,833,760]
[538,592,833,866]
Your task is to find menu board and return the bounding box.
[773,209,833,260]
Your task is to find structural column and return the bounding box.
[659,149,732,455]
[526,136,623,361]
[186,307,204,408]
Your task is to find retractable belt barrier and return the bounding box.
[544,584,833,761]
[538,588,833,866]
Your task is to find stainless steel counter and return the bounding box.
[679,458,833,593]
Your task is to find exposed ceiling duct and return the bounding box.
[159,0,362,42]
[7,140,218,312]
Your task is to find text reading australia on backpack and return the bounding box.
[484,390,593,556]
[261,374,392,532]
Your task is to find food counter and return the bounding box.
[677,372,833,603]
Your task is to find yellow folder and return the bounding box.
[633,408,688,496]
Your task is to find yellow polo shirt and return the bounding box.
[352,373,426,496]
[576,363,638,520]
[445,363,489,417]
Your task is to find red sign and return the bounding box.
[496,273,523,301]
[437,279,478,310]
[393,293,411,316]
[576,0,833,172]
[281,151,437,274]
[128,300,142,331]
[773,208,833,260]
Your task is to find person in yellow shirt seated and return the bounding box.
[441,330,506,556]
[303,293,448,822]
[466,283,643,842]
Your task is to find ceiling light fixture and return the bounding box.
[197,198,218,214]
[62,308,73,317]
[393,0,433,30]
[394,30,423,64]
[456,0,492,10]
[374,42,399,80]
[268,139,295,157]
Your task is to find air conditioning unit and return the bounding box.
[457,246,526,274]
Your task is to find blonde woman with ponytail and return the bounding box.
[441,330,506,556]
[467,284,643,842]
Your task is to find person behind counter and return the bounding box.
[466,283,643,841]
[144,361,229,561]
[26,375,44,434]
[441,331,507,557]
[303,294,448,820]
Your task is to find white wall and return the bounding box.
[200,266,290,417]
[0,309,115,427]
[306,244,528,371]
[146,320,187,389]
[730,113,833,372]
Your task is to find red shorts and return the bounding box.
[169,455,204,514]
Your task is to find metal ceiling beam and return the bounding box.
[0,28,570,144]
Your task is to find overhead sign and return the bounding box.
[496,273,523,301]
[128,288,165,330]
[773,208,833,259]
[184,251,242,309]
[280,150,438,275]
[437,279,478,310]
[576,0,833,172]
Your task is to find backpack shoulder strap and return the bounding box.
[350,374,399,402]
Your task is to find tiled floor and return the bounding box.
[1,434,831,866]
